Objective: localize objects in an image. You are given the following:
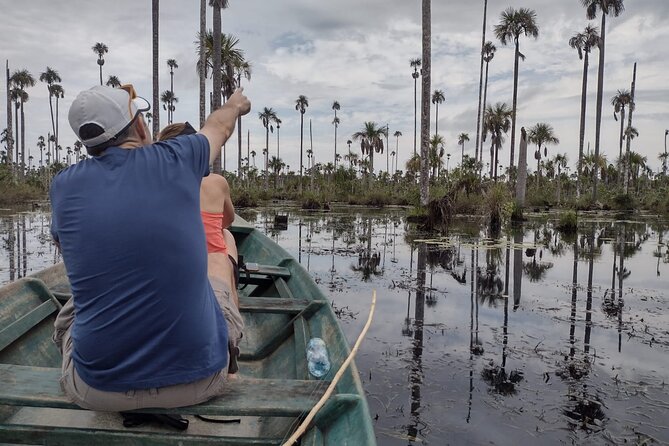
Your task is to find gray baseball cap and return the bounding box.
[68,85,150,148]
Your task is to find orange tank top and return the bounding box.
[201,211,228,254]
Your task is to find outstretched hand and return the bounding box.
[227,88,251,117]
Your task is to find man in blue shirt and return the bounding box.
[50,84,250,411]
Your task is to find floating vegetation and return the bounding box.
[481,364,524,395]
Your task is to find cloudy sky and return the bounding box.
[1,0,668,174]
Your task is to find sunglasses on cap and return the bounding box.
[119,84,151,117]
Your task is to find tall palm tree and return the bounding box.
[36,135,45,166]
[332,101,340,167]
[410,58,422,156]
[352,122,387,178]
[235,60,252,177]
[92,42,108,86]
[420,0,432,207]
[582,0,625,202]
[481,41,496,165]
[431,90,445,136]
[160,90,178,124]
[494,7,539,172]
[611,89,633,159]
[475,0,489,168]
[10,69,35,177]
[569,25,600,198]
[199,0,207,127]
[295,95,309,192]
[167,59,179,125]
[393,130,402,173]
[258,107,279,188]
[50,84,64,152]
[458,133,470,164]
[527,123,559,183]
[39,67,61,152]
[105,75,121,87]
[152,0,159,139]
[210,0,230,173]
[483,102,512,181]
[197,31,246,99]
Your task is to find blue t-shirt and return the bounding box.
[50,134,229,392]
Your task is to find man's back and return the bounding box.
[50,135,229,392]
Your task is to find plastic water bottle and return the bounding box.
[306,337,331,378]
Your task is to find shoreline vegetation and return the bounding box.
[5,161,668,222]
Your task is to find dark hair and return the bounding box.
[82,121,135,157]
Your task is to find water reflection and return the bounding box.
[2,208,669,445]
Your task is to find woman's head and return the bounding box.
[158,122,197,142]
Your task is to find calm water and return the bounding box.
[2,206,669,445]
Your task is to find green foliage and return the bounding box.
[556,210,578,234]
[232,189,258,208]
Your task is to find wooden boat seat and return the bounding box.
[0,364,359,446]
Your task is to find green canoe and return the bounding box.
[0,218,376,445]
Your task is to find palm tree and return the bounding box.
[410,58,422,156]
[295,95,309,192]
[167,59,179,125]
[406,154,421,179]
[49,84,64,152]
[268,155,284,188]
[458,133,470,164]
[582,0,625,202]
[527,123,559,183]
[553,153,568,204]
[10,69,35,177]
[105,75,121,87]
[210,0,230,173]
[197,31,246,100]
[332,101,340,167]
[151,0,159,139]
[258,107,279,188]
[494,7,539,172]
[36,135,45,166]
[429,134,445,179]
[569,25,600,198]
[658,152,668,177]
[420,0,432,207]
[481,41,496,166]
[235,60,252,177]
[483,102,512,181]
[92,42,108,86]
[475,0,489,168]
[611,89,633,159]
[431,90,445,136]
[160,90,178,124]
[352,122,388,178]
[393,130,402,173]
[39,67,61,152]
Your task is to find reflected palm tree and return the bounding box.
[407,242,427,441]
[478,248,503,307]
[512,230,523,310]
[351,217,381,281]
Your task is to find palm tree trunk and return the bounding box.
[481,61,490,166]
[576,51,589,199]
[333,110,337,167]
[413,75,418,157]
[55,95,60,151]
[489,142,494,178]
[493,141,499,181]
[15,103,20,171]
[618,107,625,160]
[99,62,103,86]
[536,145,541,186]
[419,0,431,206]
[152,0,160,140]
[199,0,206,127]
[510,39,520,172]
[20,101,25,177]
[264,128,269,189]
[299,114,304,193]
[515,129,528,209]
[435,103,439,136]
[211,0,222,173]
[5,61,13,175]
[557,166,562,204]
[624,63,637,195]
[592,13,607,203]
[474,0,488,166]
[48,90,56,146]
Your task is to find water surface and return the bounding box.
[1,206,668,445]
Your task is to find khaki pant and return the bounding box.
[53,277,244,412]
